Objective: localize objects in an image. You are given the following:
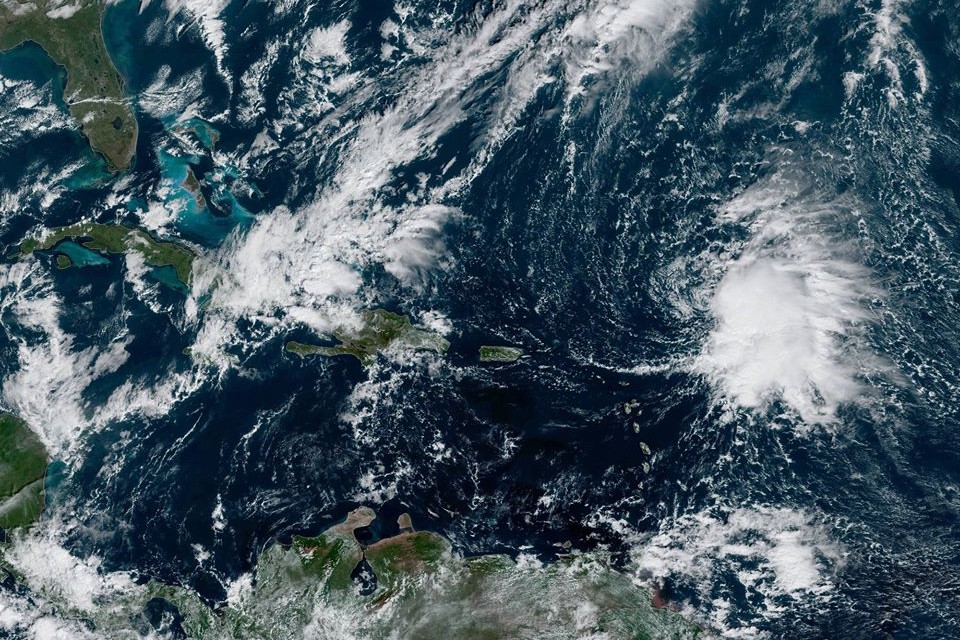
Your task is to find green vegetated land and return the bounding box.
[0,413,47,531]
[183,167,206,209]
[286,309,450,365]
[99,508,701,639]
[479,345,524,362]
[0,0,138,169]
[21,221,194,287]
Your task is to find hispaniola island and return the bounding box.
[0,0,958,638]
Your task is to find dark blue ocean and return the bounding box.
[0,0,959,637]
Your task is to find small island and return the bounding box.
[173,118,220,151]
[21,221,194,287]
[0,413,48,532]
[479,345,524,363]
[0,0,138,170]
[183,167,207,209]
[285,309,449,365]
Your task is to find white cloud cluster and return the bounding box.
[634,505,843,637]
[695,170,881,425]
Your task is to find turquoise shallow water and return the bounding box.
[54,241,111,267]
[0,0,959,638]
[154,147,253,245]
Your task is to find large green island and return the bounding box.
[479,345,524,363]
[286,309,450,365]
[0,0,138,170]
[20,221,194,287]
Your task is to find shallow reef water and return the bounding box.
[0,0,958,638]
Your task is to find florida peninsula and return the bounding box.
[0,0,138,169]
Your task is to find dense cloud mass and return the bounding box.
[0,0,958,638]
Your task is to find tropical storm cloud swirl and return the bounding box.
[0,0,958,638]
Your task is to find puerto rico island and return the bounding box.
[479,345,524,363]
[0,0,138,170]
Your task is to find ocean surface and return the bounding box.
[0,0,959,637]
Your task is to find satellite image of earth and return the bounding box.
[0,0,958,638]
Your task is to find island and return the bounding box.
[173,118,220,151]
[20,221,194,287]
[0,0,138,170]
[285,309,450,365]
[479,345,524,363]
[183,167,207,209]
[0,413,48,532]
